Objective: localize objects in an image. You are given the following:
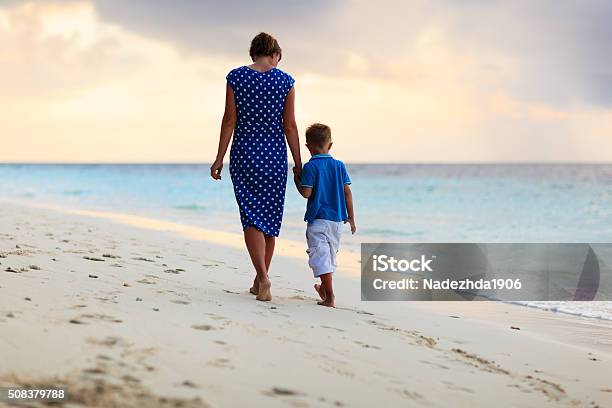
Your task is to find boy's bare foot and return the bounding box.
[314,284,326,301]
[256,278,272,301]
[249,277,259,295]
[317,297,335,308]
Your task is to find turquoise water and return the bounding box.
[1,163,611,244]
[2,163,611,320]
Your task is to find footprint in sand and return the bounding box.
[207,358,233,369]
[441,381,475,394]
[83,256,105,262]
[191,324,216,331]
[367,319,437,348]
[264,387,302,397]
[451,348,509,375]
[289,295,307,300]
[181,380,199,388]
[70,314,123,324]
[121,375,141,384]
[321,325,345,332]
[82,367,107,375]
[396,389,427,401]
[353,340,381,350]
[132,257,155,262]
[420,360,449,370]
[204,313,227,321]
[136,278,157,285]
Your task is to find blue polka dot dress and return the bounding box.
[226,66,295,237]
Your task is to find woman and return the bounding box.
[210,32,302,301]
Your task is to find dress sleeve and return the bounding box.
[300,163,315,188]
[341,162,352,185]
[226,69,237,91]
[285,72,295,94]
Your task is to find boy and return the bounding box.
[294,123,356,307]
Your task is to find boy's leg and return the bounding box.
[314,282,326,301]
[317,272,335,307]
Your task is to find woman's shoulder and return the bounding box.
[226,66,250,89]
[227,66,248,77]
[274,68,293,79]
[273,68,295,88]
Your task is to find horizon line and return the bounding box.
[1,161,611,166]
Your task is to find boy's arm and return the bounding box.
[344,184,356,234]
[294,174,312,198]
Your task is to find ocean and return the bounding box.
[1,163,611,320]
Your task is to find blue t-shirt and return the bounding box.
[300,154,351,223]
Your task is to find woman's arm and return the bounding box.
[282,87,302,175]
[211,84,237,180]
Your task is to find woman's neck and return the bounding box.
[249,57,275,72]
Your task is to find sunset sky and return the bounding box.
[1,0,611,162]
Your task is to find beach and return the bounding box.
[1,200,611,407]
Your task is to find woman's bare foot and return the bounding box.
[256,278,272,301]
[249,277,259,295]
[314,284,326,301]
[317,297,335,308]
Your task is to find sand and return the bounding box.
[0,201,611,407]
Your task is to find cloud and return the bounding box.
[91,0,344,64]
[78,0,612,107]
[0,0,610,162]
[6,1,611,106]
[438,0,612,106]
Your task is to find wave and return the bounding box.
[509,301,612,322]
[174,204,207,211]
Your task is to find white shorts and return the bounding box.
[306,219,342,277]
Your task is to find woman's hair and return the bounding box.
[249,32,282,61]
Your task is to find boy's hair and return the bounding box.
[305,123,332,148]
[249,32,282,62]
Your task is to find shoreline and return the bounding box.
[5,198,611,323]
[1,201,611,407]
[0,198,361,276]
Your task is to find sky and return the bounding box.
[0,0,611,163]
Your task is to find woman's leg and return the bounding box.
[244,226,272,301]
[250,233,276,295]
[264,234,275,270]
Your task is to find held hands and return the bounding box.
[345,218,357,235]
[210,160,223,180]
[292,164,302,193]
[292,164,302,178]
